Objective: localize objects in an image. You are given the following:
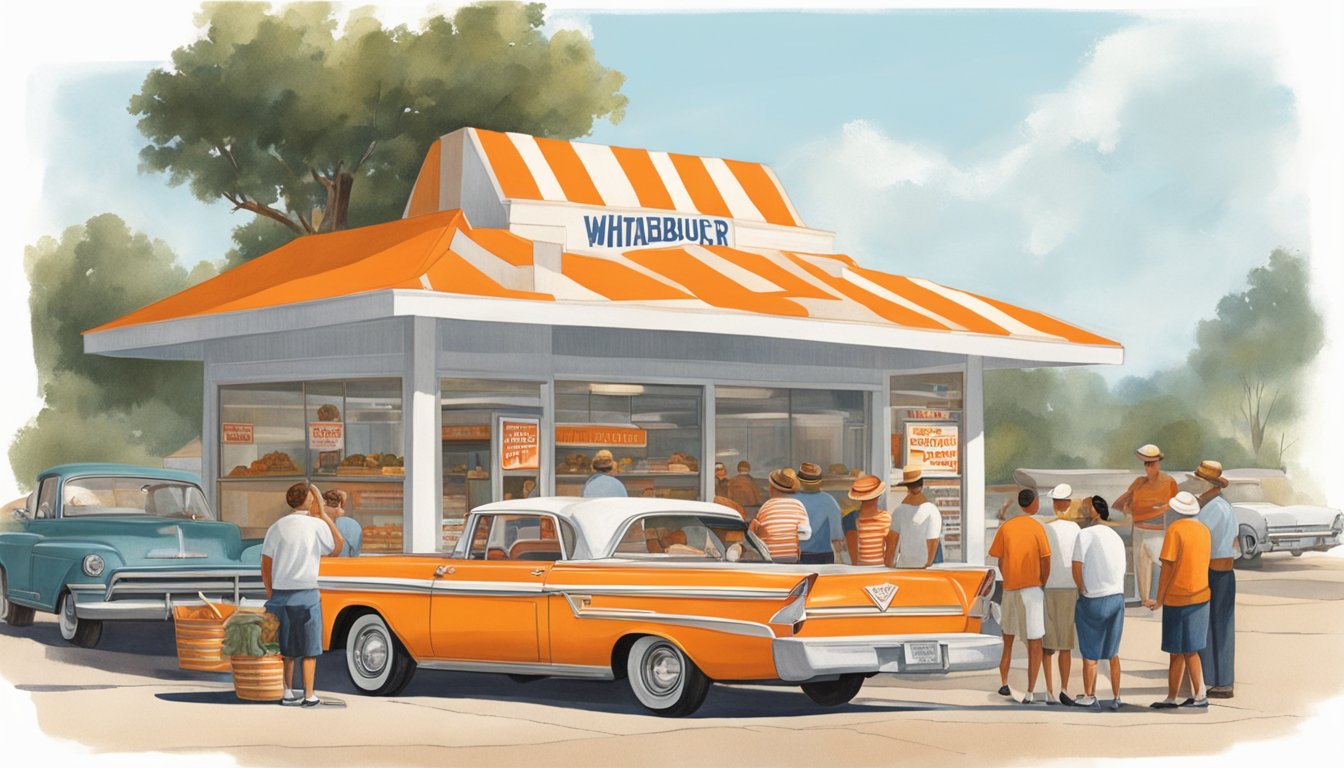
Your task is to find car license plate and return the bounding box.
[903,642,940,665]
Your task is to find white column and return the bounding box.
[878,384,893,506]
[403,316,439,553]
[202,362,219,512]
[540,380,555,496]
[702,384,716,501]
[963,356,986,565]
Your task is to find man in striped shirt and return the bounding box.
[749,469,811,563]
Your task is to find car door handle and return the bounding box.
[434,565,455,577]
[530,569,545,577]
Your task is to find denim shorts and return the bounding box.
[265,588,323,659]
[1161,601,1210,655]
[1075,593,1125,660]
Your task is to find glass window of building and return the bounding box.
[890,371,965,562]
[441,379,544,553]
[553,382,703,501]
[715,387,869,518]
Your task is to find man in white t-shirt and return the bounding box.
[890,469,942,568]
[1042,483,1081,705]
[1071,495,1128,709]
[262,482,343,707]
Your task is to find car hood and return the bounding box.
[37,517,256,565]
[1236,503,1341,529]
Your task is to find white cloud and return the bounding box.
[544,13,595,40]
[780,17,1307,377]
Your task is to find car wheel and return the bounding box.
[0,569,35,627]
[345,613,415,696]
[801,674,865,706]
[57,591,102,648]
[1291,550,1304,557]
[625,636,710,717]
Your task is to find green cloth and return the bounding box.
[222,612,279,657]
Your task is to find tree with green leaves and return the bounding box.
[1187,249,1323,461]
[10,215,214,488]
[130,1,627,246]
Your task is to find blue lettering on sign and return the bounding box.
[582,214,732,249]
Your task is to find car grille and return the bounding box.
[102,569,266,603]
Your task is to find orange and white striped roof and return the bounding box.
[406,128,804,227]
[90,209,1119,353]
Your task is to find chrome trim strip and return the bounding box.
[545,584,791,600]
[560,593,775,639]
[66,584,107,592]
[805,605,965,618]
[319,576,437,594]
[434,580,545,595]
[1267,529,1335,539]
[418,660,613,680]
[107,569,259,581]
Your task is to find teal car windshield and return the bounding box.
[61,476,216,520]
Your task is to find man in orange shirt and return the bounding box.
[1113,444,1179,608]
[1150,491,1212,709]
[989,487,1052,704]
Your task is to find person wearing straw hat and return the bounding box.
[1190,460,1238,698]
[1042,483,1081,705]
[1150,491,1211,709]
[989,487,1052,704]
[796,462,845,564]
[1072,496,1128,709]
[749,469,811,563]
[845,474,894,567]
[890,464,942,569]
[1113,444,1179,608]
[582,449,627,498]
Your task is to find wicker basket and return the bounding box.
[230,654,285,701]
[172,603,237,673]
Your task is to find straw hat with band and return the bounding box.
[1169,491,1201,516]
[769,468,800,493]
[1188,460,1229,488]
[893,464,926,487]
[1136,443,1164,462]
[848,474,885,501]
[592,449,615,470]
[797,462,824,491]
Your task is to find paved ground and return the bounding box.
[3,554,1344,767]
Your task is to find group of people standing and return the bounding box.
[991,444,1238,709]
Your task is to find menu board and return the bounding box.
[904,422,960,477]
[500,418,540,471]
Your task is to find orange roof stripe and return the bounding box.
[405,138,442,219]
[422,251,554,302]
[534,136,605,206]
[786,254,951,331]
[626,248,808,317]
[563,252,694,301]
[667,154,732,217]
[459,227,534,267]
[851,267,1011,336]
[610,146,676,210]
[474,129,541,200]
[965,291,1120,347]
[705,246,833,299]
[723,159,797,227]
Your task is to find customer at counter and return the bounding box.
[582,449,627,498]
[750,469,810,563]
[845,474,894,567]
[322,489,362,557]
[796,462,845,564]
[727,460,764,516]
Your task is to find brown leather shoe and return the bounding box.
[1207,686,1234,699]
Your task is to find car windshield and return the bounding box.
[1223,482,1268,504]
[610,514,771,562]
[61,477,216,520]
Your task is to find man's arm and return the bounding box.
[883,530,898,568]
[1154,560,1175,609]
[314,505,344,557]
[1072,561,1085,594]
[845,529,859,564]
[261,554,273,599]
[1039,555,1051,587]
[924,537,938,568]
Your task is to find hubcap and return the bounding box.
[643,645,683,694]
[60,595,77,637]
[353,627,389,678]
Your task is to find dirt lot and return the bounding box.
[4,553,1344,767]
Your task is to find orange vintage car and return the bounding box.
[319,498,998,716]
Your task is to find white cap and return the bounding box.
[1170,491,1200,516]
[1049,483,1072,500]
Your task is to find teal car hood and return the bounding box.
[31,517,259,566]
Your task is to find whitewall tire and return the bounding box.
[625,636,710,717]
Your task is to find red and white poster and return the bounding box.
[221,422,254,444]
[500,418,540,471]
[308,421,345,451]
[904,422,960,477]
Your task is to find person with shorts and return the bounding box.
[262,482,344,707]
[1150,491,1211,709]
[1072,496,1128,709]
[1042,483,1081,705]
[989,487,1052,704]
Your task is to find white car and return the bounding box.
[1198,469,1344,562]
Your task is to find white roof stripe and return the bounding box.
[572,143,640,208]
[909,277,1062,340]
[506,133,567,202]
[683,245,787,293]
[761,165,803,227]
[449,230,535,292]
[842,269,964,331]
[647,151,699,214]
[419,274,434,290]
[702,157,765,223]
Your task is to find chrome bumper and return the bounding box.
[69,569,265,621]
[772,633,1001,682]
[1262,529,1342,552]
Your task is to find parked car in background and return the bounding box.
[1180,468,1343,563]
[319,497,999,716]
[0,464,264,647]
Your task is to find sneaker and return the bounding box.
[997,684,1012,697]
[1208,686,1234,699]
[280,690,302,707]
[1044,692,1059,706]
[1059,692,1076,707]
[300,696,322,708]
[1072,695,1097,707]
[1020,692,1047,705]
[1181,696,1209,708]
[1150,699,1179,709]
[1109,697,1123,711]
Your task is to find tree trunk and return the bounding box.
[328,171,354,231]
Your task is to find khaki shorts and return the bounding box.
[1001,586,1045,640]
[1043,588,1078,651]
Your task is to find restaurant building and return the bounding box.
[85,128,1122,561]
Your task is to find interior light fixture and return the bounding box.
[588,383,645,396]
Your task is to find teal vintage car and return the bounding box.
[0,464,264,647]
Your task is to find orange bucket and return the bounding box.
[172,602,238,673]
[230,654,285,701]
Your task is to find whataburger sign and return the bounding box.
[581,213,732,250]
